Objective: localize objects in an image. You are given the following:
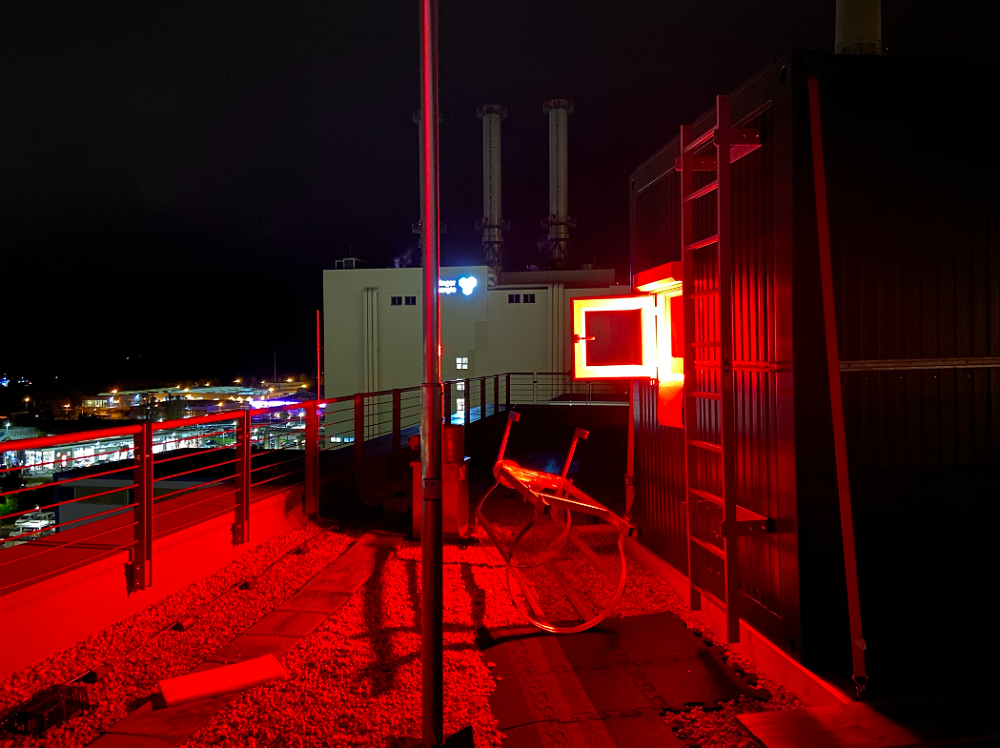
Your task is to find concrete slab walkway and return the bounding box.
[88,531,403,748]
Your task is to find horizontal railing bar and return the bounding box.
[154,444,234,464]
[154,487,240,521]
[0,463,137,499]
[0,425,142,454]
[0,483,140,523]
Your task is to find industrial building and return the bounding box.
[322,97,627,399]
[322,264,627,397]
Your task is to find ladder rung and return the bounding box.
[686,234,719,251]
[691,534,726,560]
[690,487,724,506]
[691,582,728,613]
[690,288,720,299]
[683,127,716,154]
[674,155,717,172]
[689,391,722,401]
[689,439,723,454]
[685,180,718,202]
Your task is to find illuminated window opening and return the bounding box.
[456,357,469,370]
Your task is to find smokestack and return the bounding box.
[835,0,882,54]
[476,104,508,270]
[542,99,575,269]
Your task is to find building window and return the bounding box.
[391,296,402,306]
[456,357,469,370]
[508,294,520,303]
[405,296,417,305]
[456,381,465,391]
[524,293,536,303]
[456,398,465,413]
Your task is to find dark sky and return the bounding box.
[3,0,997,389]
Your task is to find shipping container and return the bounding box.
[628,50,1000,697]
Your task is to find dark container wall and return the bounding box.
[810,53,1000,695]
[630,51,1000,695]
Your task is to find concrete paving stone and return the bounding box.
[277,589,351,614]
[205,634,301,664]
[241,609,330,638]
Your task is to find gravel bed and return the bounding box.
[0,523,352,748]
[2,491,798,748]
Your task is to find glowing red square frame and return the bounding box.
[572,294,657,380]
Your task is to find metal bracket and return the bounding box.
[231,522,246,545]
[720,505,771,537]
[124,559,145,593]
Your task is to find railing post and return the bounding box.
[479,377,486,422]
[464,378,471,426]
[128,422,153,592]
[533,372,538,405]
[505,373,511,409]
[353,395,365,491]
[234,411,251,545]
[493,375,499,417]
[392,389,402,469]
[304,402,319,516]
[443,382,451,426]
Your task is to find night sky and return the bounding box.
[3,1,996,390]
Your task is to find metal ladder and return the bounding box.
[678,95,768,643]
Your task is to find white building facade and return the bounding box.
[322,265,628,397]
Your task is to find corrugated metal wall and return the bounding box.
[635,172,680,275]
[632,380,688,573]
[729,106,785,618]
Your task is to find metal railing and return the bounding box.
[0,371,619,596]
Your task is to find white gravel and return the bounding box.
[1,501,797,748]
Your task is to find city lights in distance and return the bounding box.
[286,378,293,383]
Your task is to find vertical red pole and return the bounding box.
[234,411,251,545]
[808,73,867,694]
[479,377,486,422]
[419,0,444,742]
[354,394,365,492]
[464,378,471,426]
[305,402,319,516]
[130,423,153,591]
[316,309,322,401]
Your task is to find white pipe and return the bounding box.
[835,0,881,54]
[543,99,574,268]
[477,105,506,269]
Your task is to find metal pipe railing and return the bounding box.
[0,371,616,604]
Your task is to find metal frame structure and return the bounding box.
[475,412,634,634]
[679,95,770,643]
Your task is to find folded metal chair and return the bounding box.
[474,411,634,634]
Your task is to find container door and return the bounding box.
[572,295,656,379]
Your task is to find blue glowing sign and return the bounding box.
[438,276,478,296]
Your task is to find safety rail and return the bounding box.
[0,371,616,596]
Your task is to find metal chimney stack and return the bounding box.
[835,0,882,54]
[542,99,575,269]
[476,104,508,270]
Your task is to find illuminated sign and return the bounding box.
[438,276,478,296]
